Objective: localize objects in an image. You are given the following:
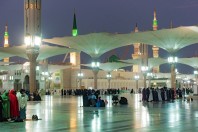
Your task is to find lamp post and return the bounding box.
[91,61,100,89]
[106,72,112,89]
[77,72,84,89]
[194,70,198,94]
[147,72,153,87]
[24,0,41,95]
[141,66,148,88]
[134,75,139,93]
[48,76,53,91]
[168,56,178,96]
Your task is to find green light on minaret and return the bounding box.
[4,32,8,36]
[153,20,158,26]
[72,12,78,37]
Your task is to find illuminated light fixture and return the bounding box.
[106,74,112,78]
[168,56,178,63]
[91,62,100,68]
[24,35,41,47]
[36,66,40,71]
[34,36,42,46]
[24,35,31,46]
[134,75,139,80]
[9,76,13,81]
[147,73,153,77]
[194,70,198,75]
[141,66,148,72]
[77,72,84,77]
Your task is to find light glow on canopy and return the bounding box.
[131,26,198,54]
[43,32,137,58]
[0,45,79,61]
[120,58,168,70]
[178,57,198,68]
[82,62,133,72]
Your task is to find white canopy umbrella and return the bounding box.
[43,32,135,59]
[178,57,198,68]
[120,57,168,70]
[130,26,198,54]
[82,62,133,72]
[0,45,79,61]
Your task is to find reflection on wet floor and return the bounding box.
[0,93,198,132]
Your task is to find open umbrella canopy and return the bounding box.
[130,26,198,54]
[0,63,71,73]
[82,62,133,72]
[43,32,135,59]
[0,45,78,61]
[0,62,14,66]
[120,57,168,70]
[178,57,198,68]
[47,64,71,73]
[0,64,23,71]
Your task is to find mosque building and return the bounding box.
[0,9,195,94]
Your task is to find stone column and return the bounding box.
[92,70,99,89]
[148,77,151,88]
[27,50,38,94]
[136,80,138,92]
[108,79,110,89]
[143,74,147,88]
[171,63,176,96]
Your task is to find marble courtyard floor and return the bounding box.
[1,93,198,132]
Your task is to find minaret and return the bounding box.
[70,11,80,68]
[4,24,9,62]
[132,23,141,73]
[152,8,160,73]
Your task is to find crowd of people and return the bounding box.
[82,90,107,107]
[0,89,28,122]
[60,88,121,96]
[142,87,194,102]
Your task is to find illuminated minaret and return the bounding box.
[152,8,160,73]
[4,24,9,62]
[70,11,80,68]
[132,23,141,73]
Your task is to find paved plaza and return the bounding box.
[1,93,198,132]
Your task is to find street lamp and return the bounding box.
[77,72,84,89]
[141,66,148,88]
[168,56,178,97]
[91,61,100,89]
[134,75,139,92]
[106,72,112,89]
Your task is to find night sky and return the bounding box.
[0,0,198,74]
